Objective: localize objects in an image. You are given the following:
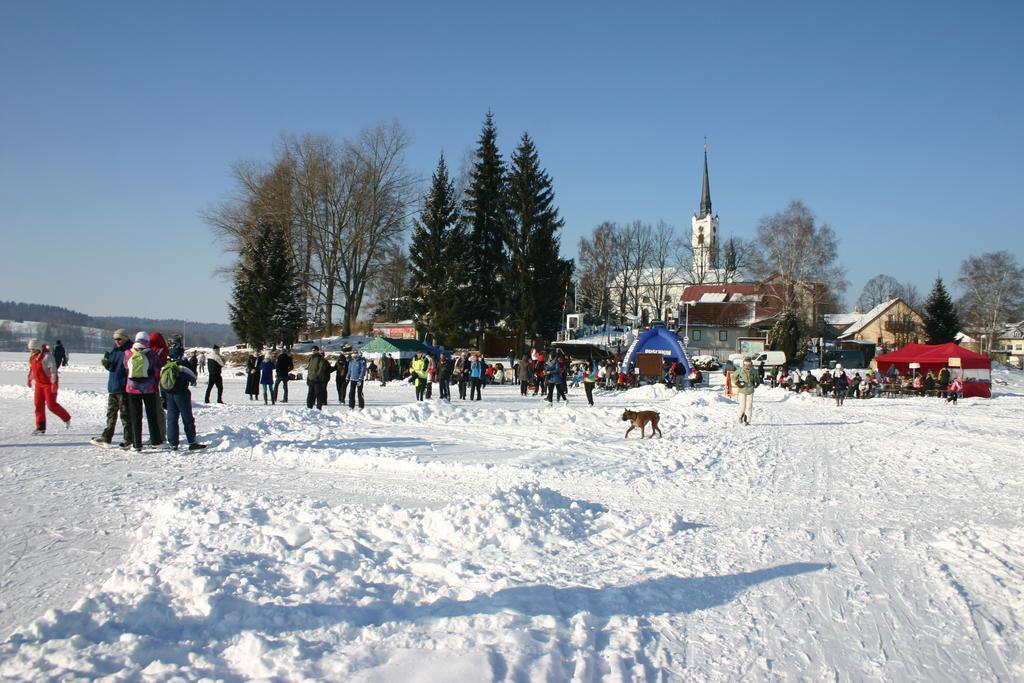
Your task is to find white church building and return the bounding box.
[609,146,737,325]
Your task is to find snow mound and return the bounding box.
[1,484,654,680]
[423,484,608,552]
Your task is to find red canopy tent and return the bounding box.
[874,342,992,398]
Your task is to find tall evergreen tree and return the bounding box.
[461,112,509,345]
[505,133,568,349]
[923,276,961,344]
[409,153,464,346]
[266,225,306,347]
[230,218,305,349]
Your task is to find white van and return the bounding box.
[749,351,787,368]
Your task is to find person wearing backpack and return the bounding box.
[333,352,349,404]
[123,332,164,451]
[92,329,133,447]
[274,349,293,403]
[162,346,208,451]
[26,338,71,434]
[204,345,225,403]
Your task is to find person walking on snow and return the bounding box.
[198,351,207,374]
[244,352,260,401]
[162,345,208,451]
[469,353,484,401]
[124,332,164,451]
[346,351,366,408]
[53,340,68,367]
[735,357,757,425]
[437,354,451,401]
[453,352,468,400]
[832,364,849,406]
[26,339,71,434]
[333,352,349,405]
[274,348,293,403]
[204,345,225,403]
[92,329,133,447]
[517,353,530,396]
[305,345,330,410]
[259,353,276,404]
[411,350,429,401]
[583,364,597,405]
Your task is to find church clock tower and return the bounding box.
[690,144,719,279]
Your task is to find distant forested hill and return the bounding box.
[0,301,236,351]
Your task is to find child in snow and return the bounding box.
[947,376,963,404]
[26,339,71,434]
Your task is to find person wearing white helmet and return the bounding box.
[832,363,849,406]
[26,338,71,434]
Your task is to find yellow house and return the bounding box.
[825,298,923,350]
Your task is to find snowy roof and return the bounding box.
[837,299,899,339]
[823,312,862,326]
[699,292,728,303]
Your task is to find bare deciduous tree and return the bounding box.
[207,122,419,338]
[642,221,679,320]
[856,274,921,312]
[576,222,618,321]
[610,220,653,319]
[957,251,1024,345]
[747,201,847,320]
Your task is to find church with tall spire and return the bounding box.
[690,144,720,279]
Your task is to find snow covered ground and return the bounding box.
[1,352,1023,680]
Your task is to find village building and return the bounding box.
[994,322,1024,367]
[608,146,737,326]
[822,298,924,352]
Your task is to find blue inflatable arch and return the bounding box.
[623,327,692,375]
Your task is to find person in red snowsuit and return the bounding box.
[26,338,71,434]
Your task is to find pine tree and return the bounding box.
[461,112,509,346]
[768,311,804,364]
[266,225,305,347]
[409,154,464,346]
[923,276,961,344]
[229,218,305,349]
[505,132,568,348]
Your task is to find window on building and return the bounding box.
[719,330,728,342]
[692,330,701,341]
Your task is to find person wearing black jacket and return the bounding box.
[334,353,349,404]
[274,350,293,403]
[53,340,68,367]
[204,346,225,404]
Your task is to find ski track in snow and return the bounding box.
[0,353,1022,680]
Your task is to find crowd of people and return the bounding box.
[24,335,970,443]
[754,363,965,404]
[84,330,209,452]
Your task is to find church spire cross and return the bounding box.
[699,144,712,219]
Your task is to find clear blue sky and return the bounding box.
[2,1,1022,322]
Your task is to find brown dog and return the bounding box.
[622,409,662,439]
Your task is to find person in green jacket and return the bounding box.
[735,357,757,425]
[410,350,429,401]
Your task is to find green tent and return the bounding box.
[359,337,432,360]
